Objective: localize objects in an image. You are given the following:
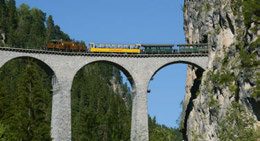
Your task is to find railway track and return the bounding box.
[0,47,208,57]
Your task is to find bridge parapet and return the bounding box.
[0,46,208,57]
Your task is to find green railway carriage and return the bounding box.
[178,43,208,53]
[142,44,174,54]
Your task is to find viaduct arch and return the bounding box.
[0,48,208,141]
[72,60,137,91]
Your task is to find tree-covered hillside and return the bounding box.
[0,0,70,48]
[0,58,53,140]
[71,63,132,141]
[0,0,183,140]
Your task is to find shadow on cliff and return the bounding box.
[181,67,203,140]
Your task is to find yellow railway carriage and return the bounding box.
[89,43,141,53]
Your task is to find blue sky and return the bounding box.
[16,0,187,128]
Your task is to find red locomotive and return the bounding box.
[46,40,87,51]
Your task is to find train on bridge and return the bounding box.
[46,40,208,54]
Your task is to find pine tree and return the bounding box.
[28,8,46,48]
[149,116,183,141]
[0,59,52,140]
[54,25,70,41]
[0,122,8,141]
[0,0,7,26]
[5,0,18,46]
[16,4,33,48]
[46,15,56,42]
[71,63,132,141]
[0,0,8,42]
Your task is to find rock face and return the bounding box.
[181,0,259,140]
[110,73,131,105]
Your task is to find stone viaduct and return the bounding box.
[0,47,208,141]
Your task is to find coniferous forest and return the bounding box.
[0,0,182,140]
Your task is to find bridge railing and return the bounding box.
[177,43,209,54]
[0,44,46,50]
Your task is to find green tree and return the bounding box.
[28,8,46,48]
[0,122,8,141]
[0,59,52,141]
[46,15,56,42]
[72,63,132,141]
[6,60,51,140]
[16,4,33,48]
[242,0,260,29]
[0,0,8,33]
[149,116,183,141]
[54,25,70,41]
[6,0,18,46]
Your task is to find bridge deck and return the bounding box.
[0,47,208,57]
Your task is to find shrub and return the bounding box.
[219,102,260,140]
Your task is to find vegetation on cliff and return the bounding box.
[181,0,259,140]
[210,0,260,140]
[219,102,260,140]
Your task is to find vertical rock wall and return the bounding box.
[181,0,259,140]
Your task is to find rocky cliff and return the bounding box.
[181,0,259,140]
